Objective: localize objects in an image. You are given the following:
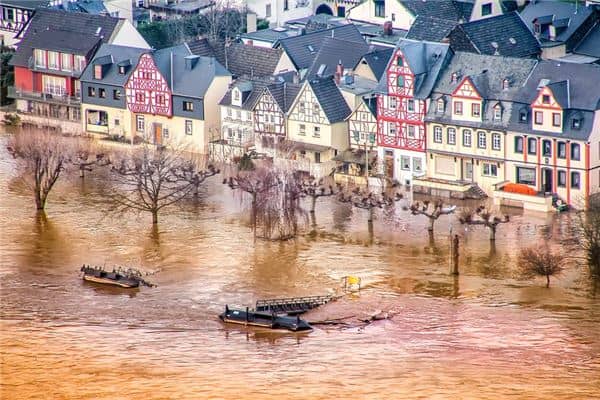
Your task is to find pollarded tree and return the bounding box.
[299,175,337,214]
[72,147,110,179]
[172,154,219,198]
[110,145,216,224]
[409,199,456,233]
[518,245,565,288]
[7,128,76,211]
[458,206,510,241]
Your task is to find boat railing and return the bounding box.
[255,295,333,313]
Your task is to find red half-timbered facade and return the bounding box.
[125,53,172,116]
[376,49,426,152]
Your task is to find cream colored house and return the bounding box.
[286,77,351,165]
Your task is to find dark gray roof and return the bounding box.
[267,81,302,113]
[80,44,146,85]
[406,16,458,42]
[0,0,48,9]
[198,42,283,78]
[399,0,473,22]
[186,38,215,57]
[355,48,394,81]
[307,77,352,123]
[278,24,366,71]
[574,23,600,58]
[449,12,540,58]
[376,39,453,99]
[546,80,570,109]
[241,27,299,44]
[306,37,370,79]
[519,0,595,47]
[11,9,120,67]
[154,44,230,98]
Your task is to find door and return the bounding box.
[384,150,394,179]
[314,152,321,164]
[543,168,553,193]
[153,123,162,146]
[465,161,473,181]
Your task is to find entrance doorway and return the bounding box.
[542,168,553,193]
[465,161,473,181]
[153,123,162,146]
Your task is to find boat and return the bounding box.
[219,305,313,332]
[80,265,141,288]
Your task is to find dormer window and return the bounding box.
[493,105,502,120]
[519,108,527,122]
[502,78,509,90]
[542,95,550,104]
[572,117,581,129]
[437,98,444,113]
[94,64,103,80]
[118,65,126,74]
[233,89,240,102]
[451,72,458,83]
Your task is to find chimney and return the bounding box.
[335,59,343,85]
[383,21,393,36]
[185,54,200,70]
[246,12,257,34]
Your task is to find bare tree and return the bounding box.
[409,199,456,233]
[577,196,600,276]
[299,175,337,214]
[6,129,75,210]
[72,145,110,179]
[518,245,565,288]
[172,154,219,198]
[109,145,214,224]
[458,206,510,241]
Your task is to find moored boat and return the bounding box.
[219,305,313,332]
[80,265,141,288]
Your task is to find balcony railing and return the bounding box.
[8,86,81,106]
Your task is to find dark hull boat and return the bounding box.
[81,265,140,288]
[219,306,312,332]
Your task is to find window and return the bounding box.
[88,86,96,97]
[233,89,240,102]
[481,2,492,16]
[482,162,498,177]
[572,117,581,129]
[407,99,414,112]
[492,133,501,150]
[454,101,463,115]
[374,0,384,17]
[519,109,527,122]
[183,101,194,111]
[558,141,566,158]
[118,65,126,74]
[502,78,509,90]
[571,143,581,161]
[34,49,46,68]
[163,128,169,138]
[558,170,566,187]
[299,124,306,136]
[313,126,320,137]
[542,140,551,157]
[571,172,580,189]
[413,157,422,172]
[528,137,537,155]
[433,126,442,143]
[552,112,561,127]
[463,129,472,147]
[114,119,120,126]
[388,124,396,136]
[389,97,397,109]
[401,156,410,170]
[471,103,481,117]
[94,65,103,80]
[283,0,288,10]
[408,125,415,138]
[299,102,305,114]
[42,75,66,96]
[447,128,456,145]
[542,95,550,104]
[477,131,486,149]
[314,103,320,117]
[136,115,144,132]
[493,106,501,120]
[48,51,59,70]
[185,120,193,135]
[61,53,72,72]
[397,76,404,88]
[514,136,523,153]
[99,88,106,98]
[113,89,121,100]
[534,111,543,125]
[247,112,252,120]
[135,92,145,102]
[397,56,403,67]
[391,13,396,21]
[516,167,536,186]
[156,94,165,105]
[265,4,271,17]
[74,55,86,73]
[437,99,444,113]
[227,108,232,117]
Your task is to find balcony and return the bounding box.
[8,86,81,106]
[492,181,554,212]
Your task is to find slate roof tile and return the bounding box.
[306,37,370,79]
[406,16,458,42]
[307,76,351,123]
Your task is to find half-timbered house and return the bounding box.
[81,43,231,152]
[375,39,451,184]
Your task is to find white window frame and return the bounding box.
[61,53,72,72]
[185,120,193,135]
[447,127,456,145]
[477,131,486,149]
[492,133,501,151]
[433,126,442,143]
[34,49,46,68]
[136,115,145,132]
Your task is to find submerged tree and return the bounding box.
[72,147,110,179]
[7,129,75,211]
[458,206,510,241]
[518,245,565,288]
[173,154,219,198]
[299,175,337,216]
[577,196,600,276]
[110,145,216,224]
[409,199,455,233]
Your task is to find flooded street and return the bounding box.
[1,132,599,399]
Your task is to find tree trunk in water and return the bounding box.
[152,210,158,224]
[368,218,374,244]
[451,234,459,275]
[252,194,257,242]
[489,226,496,241]
[368,207,374,222]
[79,167,85,179]
[546,274,550,288]
[310,196,316,213]
[428,217,435,232]
[35,191,45,210]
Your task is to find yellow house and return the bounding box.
[418,52,538,199]
[504,62,600,210]
[285,77,351,166]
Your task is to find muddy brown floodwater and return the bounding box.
[1,132,599,400]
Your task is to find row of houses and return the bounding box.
[5,5,600,212]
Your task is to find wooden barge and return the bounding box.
[80,265,141,288]
[219,305,313,332]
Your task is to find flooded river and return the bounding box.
[1,132,599,399]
